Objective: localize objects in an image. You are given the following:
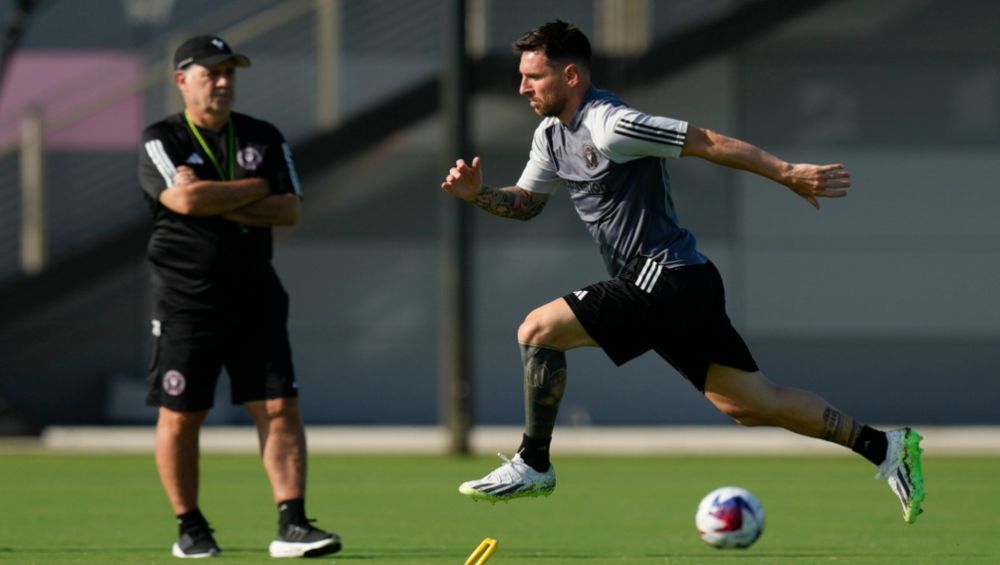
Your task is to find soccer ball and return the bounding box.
[695,486,765,549]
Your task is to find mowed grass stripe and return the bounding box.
[1,454,998,563]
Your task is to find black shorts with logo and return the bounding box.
[145,316,297,412]
[563,257,758,391]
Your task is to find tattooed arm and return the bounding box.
[471,185,549,220]
[441,156,549,221]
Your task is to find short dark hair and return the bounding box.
[512,20,591,68]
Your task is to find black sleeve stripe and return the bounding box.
[615,121,686,144]
[618,117,685,134]
[613,128,686,147]
[617,118,686,139]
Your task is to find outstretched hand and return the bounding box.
[441,157,482,201]
[782,163,851,209]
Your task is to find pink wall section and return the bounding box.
[0,51,143,151]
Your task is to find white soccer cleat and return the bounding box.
[875,427,925,524]
[459,452,555,503]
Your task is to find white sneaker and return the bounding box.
[171,524,220,558]
[875,427,925,524]
[268,523,341,558]
[459,452,555,503]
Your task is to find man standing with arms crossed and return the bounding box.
[138,35,341,558]
[441,21,924,524]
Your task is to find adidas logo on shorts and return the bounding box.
[634,258,663,293]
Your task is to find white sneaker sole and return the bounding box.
[268,537,342,558]
[171,543,218,558]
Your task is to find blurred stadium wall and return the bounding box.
[0,0,998,430]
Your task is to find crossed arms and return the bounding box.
[159,165,300,227]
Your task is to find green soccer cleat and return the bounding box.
[459,452,555,503]
[876,427,925,524]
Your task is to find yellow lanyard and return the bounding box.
[184,109,235,180]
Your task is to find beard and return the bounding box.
[531,94,567,118]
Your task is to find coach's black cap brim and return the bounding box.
[177,53,251,70]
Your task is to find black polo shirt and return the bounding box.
[138,111,302,321]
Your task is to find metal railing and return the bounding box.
[1,0,349,283]
[0,0,753,286]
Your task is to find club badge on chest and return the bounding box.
[237,146,263,171]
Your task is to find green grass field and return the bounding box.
[2,453,999,564]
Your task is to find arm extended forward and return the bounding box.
[440,156,549,221]
[681,126,851,209]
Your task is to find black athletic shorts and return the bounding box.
[563,257,758,391]
[145,316,297,412]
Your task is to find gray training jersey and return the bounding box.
[516,86,706,277]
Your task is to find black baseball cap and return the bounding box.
[174,35,251,70]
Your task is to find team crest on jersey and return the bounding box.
[583,144,599,169]
[237,146,263,170]
[163,370,186,396]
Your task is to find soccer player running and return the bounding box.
[440,21,924,524]
[138,36,341,557]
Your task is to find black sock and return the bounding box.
[517,433,552,473]
[851,425,888,466]
[177,509,208,535]
[278,498,307,529]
